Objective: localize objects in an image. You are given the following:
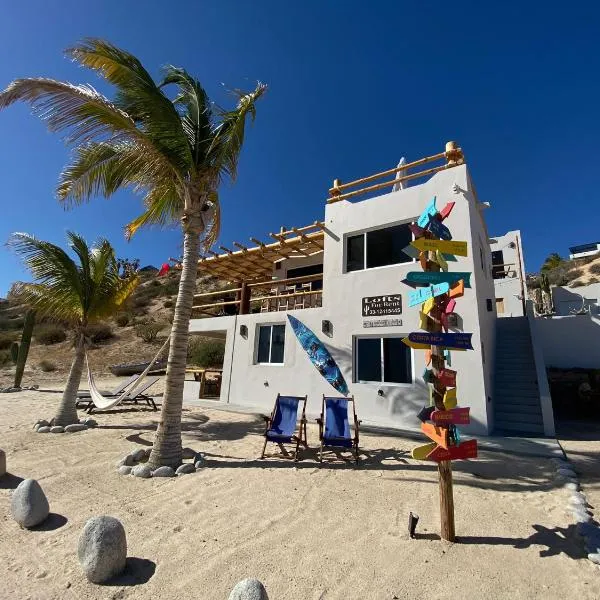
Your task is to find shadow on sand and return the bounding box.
[0,473,24,490]
[30,513,68,532]
[102,558,156,587]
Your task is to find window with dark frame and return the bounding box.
[355,336,412,384]
[491,250,505,279]
[346,223,413,272]
[256,324,285,364]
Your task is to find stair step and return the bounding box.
[495,411,543,424]
[494,395,541,405]
[494,383,539,392]
[494,422,545,434]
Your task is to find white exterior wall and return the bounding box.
[490,230,526,317]
[552,283,600,316]
[185,164,496,435]
[569,244,600,260]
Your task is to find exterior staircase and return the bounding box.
[493,317,545,435]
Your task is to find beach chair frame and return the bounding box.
[317,394,361,464]
[260,393,308,461]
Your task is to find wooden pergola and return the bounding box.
[197,221,326,282]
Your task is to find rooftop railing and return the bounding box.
[327,141,464,204]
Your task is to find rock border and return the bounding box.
[550,455,600,565]
[116,447,205,478]
[34,417,98,433]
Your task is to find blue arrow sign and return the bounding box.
[423,368,435,384]
[407,282,450,307]
[417,197,437,228]
[408,331,474,350]
[401,244,421,259]
[406,271,471,288]
[443,253,458,262]
[426,216,452,241]
[444,349,452,366]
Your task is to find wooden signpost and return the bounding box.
[402,194,478,542]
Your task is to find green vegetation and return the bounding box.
[134,319,163,343]
[39,359,57,372]
[35,324,67,345]
[188,338,225,368]
[85,322,114,343]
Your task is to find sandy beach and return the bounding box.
[1,386,599,600]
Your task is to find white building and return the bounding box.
[552,283,600,316]
[185,144,498,435]
[489,230,526,317]
[569,242,600,260]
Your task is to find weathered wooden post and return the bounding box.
[239,282,251,315]
[402,186,477,542]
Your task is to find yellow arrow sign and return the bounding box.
[418,311,430,330]
[411,441,438,460]
[435,250,448,272]
[443,387,457,409]
[411,238,468,257]
[422,297,435,315]
[402,338,430,350]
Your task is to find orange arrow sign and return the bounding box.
[421,422,450,449]
[449,279,465,299]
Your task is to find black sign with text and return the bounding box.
[362,294,402,317]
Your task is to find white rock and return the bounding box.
[152,466,176,477]
[33,420,49,430]
[37,426,50,433]
[65,424,87,433]
[569,493,587,506]
[572,509,592,523]
[564,482,580,491]
[176,463,195,475]
[11,479,50,528]
[116,455,135,468]
[117,466,133,476]
[0,449,5,477]
[131,464,152,478]
[588,553,600,565]
[83,418,98,428]
[78,516,127,583]
[50,426,65,434]
[228,578,269,600]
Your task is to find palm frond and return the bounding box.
[68,39,192,172]
[199,192,220,250]
[125,183,182,239]
[207,81,267,183]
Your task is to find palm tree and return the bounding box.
[0,39,266,467]
[541,253,563,272]
[8,232,139,426]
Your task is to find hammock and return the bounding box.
[85,336,170,411]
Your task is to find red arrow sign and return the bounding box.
[427,439,478,462]
[431,407,470,425]
[438,368,457,387]
[438,201,455,221]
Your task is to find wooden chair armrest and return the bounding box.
[262,415,271,422]
[315,417,323,425]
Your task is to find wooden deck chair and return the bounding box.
[75,374,139,404]
[317,395,361,464]
[260,394,308,461]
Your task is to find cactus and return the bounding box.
[13,309,35,388]
[10,341,19,363]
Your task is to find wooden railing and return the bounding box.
[192,273,323,316]
[327,141,464,204]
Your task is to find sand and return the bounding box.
[1,387,599,600]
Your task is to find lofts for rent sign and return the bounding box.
[362,294,402,317]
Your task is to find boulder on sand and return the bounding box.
[152,466,176,477]
[11,479,50,528]
[176,463,195,475]
[65,424,87,433]
[131,464,152,478]
[78,516,127,583]
[228,578,269,600]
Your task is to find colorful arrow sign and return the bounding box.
[427,439,478,462]
[419,311,430,330]
[438,201,455,221]
[421,422,450,449]
[411,238,468,257]
[409,223,427,238]
[417,197,437,228]
[427,216,452,241]
[443,387,457,409]
[402,338,431,350]
[422,296,436,315]
[407,331,473,350]
[443,349,451,367]
[431,407,470,426]
[408,282,450,308]
[435,250,448,272]
[438,368,457,387]
[449,280,465,299]
[406,271,471,288]
[411,441,438,460]
[445,299,456,314]
[401,244,421,259]
[423,368,435,384]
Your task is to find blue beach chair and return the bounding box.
[261,394,308,461]
[317,395,361,464]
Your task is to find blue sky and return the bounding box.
[1,1,599,296]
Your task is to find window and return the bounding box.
[346,223,412,272]
[486,299,493,312]
[491,250,505,279]
[287,263,323,290]
[256,324,285,364]
[354,336,412,384]
[496,298,505,314]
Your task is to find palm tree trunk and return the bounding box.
[54,338,85,426]
[148,218,200,468]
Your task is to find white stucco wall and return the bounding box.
[552,283,600,316]
[186,164,495,434]
[489,230,526,317]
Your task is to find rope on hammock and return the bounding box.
[85,336,171,410]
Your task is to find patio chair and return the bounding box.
[79,376,160,414]
[76,374,139,404]
[317,395,361,464]
[260,394,308,461]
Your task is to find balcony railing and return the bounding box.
[192,273,323,317]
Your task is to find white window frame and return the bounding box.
[344,220,415,274]
[255,323,286,365]
[353,334,414,386]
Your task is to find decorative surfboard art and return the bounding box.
[402,190,477,542]
[411,238,468,257]
[287,315,348,395]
